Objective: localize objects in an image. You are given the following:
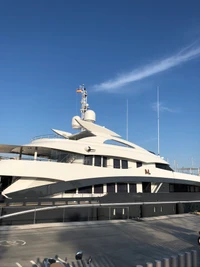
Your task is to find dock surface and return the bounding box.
[0,214,199,267]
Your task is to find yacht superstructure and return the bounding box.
[0,85,200,200]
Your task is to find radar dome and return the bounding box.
[72,116,81,129]
[84,110,96,123]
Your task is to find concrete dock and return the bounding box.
[0,214,199,267]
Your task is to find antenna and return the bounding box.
[126,99,128,140]
[78,84,89,120]
[157,86,160,156]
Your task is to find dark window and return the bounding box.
[78,186,92,193]
[190,186,195,192]
[174,184,180,192]
[170,183,199,193]
[129,183,136,193]
[136,161,142,168]
[84,155,93,165]
[0,176,13,190]
[65,189,76,193]
[170,183,188,192]
[117,183,127,193]
[107,183,115,193]
[169,184,174,192]
[94,156,101,167]
[94,184,103,193]
[113,159,120,168]
[122,160,128,169]
[142,182,151,193]
[195,186,200,192]
[187,185,195,192]
[155,163,173,171]
[175,184,186,192]
[103,157,107,167]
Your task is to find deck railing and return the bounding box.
[176,168,200,176]
[31,134,64,141]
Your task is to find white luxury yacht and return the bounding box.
[0,85,200,200]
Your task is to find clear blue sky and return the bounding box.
[0,0,199,168]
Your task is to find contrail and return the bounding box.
[92,42,200,92]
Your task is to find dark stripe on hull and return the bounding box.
[3,175,200,198]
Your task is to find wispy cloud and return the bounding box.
[151,102,180,113]
[92,41,200,92]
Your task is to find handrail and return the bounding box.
[31,134,64,141]
[1,200,200,220]
[0,203,100,219]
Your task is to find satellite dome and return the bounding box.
[84,110,96,123]
[72,116,81,129]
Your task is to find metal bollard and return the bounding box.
[191,250,197,267]
[163,258,170,267]
[185,252,192,267]
[155,260,162,267]
[171,255,178,267]
[146,263,153,267]
[178,254,185,267]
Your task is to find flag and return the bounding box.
[76,89,82,93]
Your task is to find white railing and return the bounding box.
[0,157,83,165]
[176,168,200,176]
[0,203,100,220]
[31,134,64,141]
[1,200,200,218]
[51,193,106,198]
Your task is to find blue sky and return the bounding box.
[0,0,199,168]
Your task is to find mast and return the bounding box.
[157,86,160,156]
[126,99,128,140]
[77,84,89,120]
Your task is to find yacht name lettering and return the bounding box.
[145,169,151,175]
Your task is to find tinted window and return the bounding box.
[136,162,142,168]
[117,183,127,193]
[107,183,115,193]
[65,189,76,193]
[195,186,200,192]
[78,186,92,193]
[113,159,120,168]
[142,182,151,193]
[103,156,107,167]
[84,155,93,165]
[122,160,128,169]
[170,183,188,192]
[155,163,173,171]
[169,184,174,192]
[94,184,103,193]
[94,156,101,167]
[129,183,136,193]
[189,185,195,192]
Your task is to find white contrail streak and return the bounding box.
[93,42,200,92]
